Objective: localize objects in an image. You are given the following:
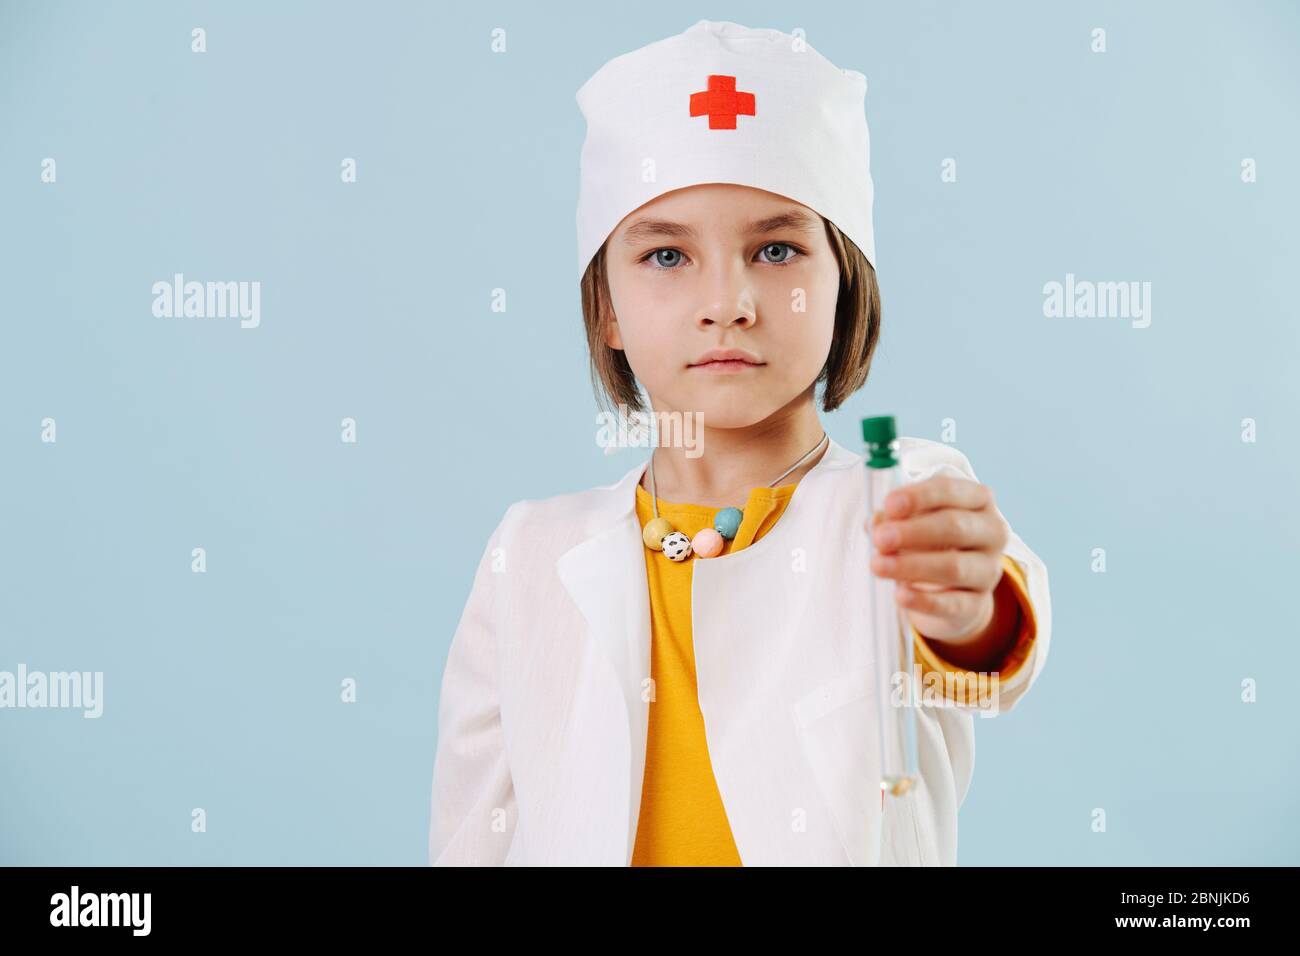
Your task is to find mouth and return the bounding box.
[688,359,765,373]
[688,347,765,372]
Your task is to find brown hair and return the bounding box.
[580,217,881,416]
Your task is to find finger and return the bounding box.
[871,507,1005,554]
[883,477,993,519]
[871,549,1004,591]
[895,584,986,621]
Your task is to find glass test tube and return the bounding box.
[862,416,919,799]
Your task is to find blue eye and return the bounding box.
[758,242,800,265]
[648,249,684,269]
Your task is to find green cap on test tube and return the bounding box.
[861,415,898,469]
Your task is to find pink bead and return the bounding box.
[691,527,725,558]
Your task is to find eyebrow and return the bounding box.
[619,210,822,245]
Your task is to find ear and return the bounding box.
[603,315,624,351]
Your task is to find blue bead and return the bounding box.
[714,507,743,540]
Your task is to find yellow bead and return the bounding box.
[643,517,675,551]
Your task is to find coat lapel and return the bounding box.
[554,458,652,865]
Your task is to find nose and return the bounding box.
[694,257,757,330]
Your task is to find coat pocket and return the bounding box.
[789,668,877,865]
[791,667,932,866]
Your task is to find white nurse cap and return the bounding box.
[574,19,876,283]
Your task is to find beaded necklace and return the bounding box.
[642,432,828,561]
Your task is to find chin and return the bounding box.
[681,393,778,430]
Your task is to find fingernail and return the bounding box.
[885,493,908,517]
[876,526,899,549]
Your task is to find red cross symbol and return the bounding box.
[689,74,755,130]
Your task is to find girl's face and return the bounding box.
[603,183,840,429]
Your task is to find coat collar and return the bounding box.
[553,433,863,864]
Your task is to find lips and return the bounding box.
[689,348,764,367]
[688,354,765,375]
[692,359,759,369]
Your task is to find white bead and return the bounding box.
[661,531,693,561]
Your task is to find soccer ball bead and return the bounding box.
[661,531,693,561]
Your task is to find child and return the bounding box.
[429,19,1050,866]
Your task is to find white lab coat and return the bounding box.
[429,435,1051,866]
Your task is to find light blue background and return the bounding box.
[2,0,1297,865]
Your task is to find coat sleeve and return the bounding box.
[896,437,1052,718]
[428,502,521,866]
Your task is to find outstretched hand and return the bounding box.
[865,475,1010,648]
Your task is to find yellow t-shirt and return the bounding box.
[629,476,1038,866]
